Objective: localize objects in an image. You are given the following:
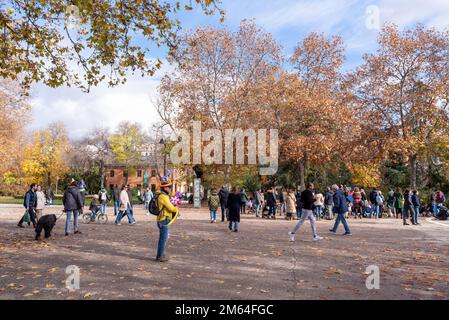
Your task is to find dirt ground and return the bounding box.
[0,204,448,300]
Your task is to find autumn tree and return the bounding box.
[109,121,146,184]
[351,24,449,188]
[0,0,223,91]
[21,123,71,189]
[156,19,282,184]
[256,33,353,189]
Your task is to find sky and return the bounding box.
[28,0,449,140]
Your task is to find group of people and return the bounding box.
[17,183,49,228]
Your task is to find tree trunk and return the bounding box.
[223,165,231,187]
[47,172,52,190]
[409,154,417,189]
[299,160,305,191]
[100,160,105,189]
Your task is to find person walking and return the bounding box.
[376,189,385,219]
[289,183,323,242]
[254,189,262,218]
[208,188,220,223]
[387,188,395,218]
[218,186,229,222]
[98,188,109,214]
[393,188,403,219]
[227,187,241,232]
[352,187,363,219]
[18,183,38,228]
[369,187,379,219]
[239,189,248,215]
[62,181,84,236]
[265,188,277,219]
[295,188,302,220]
[403,189,415,226]
[112,185,121,216]
[436,190,446,215]
[155,176,179,262]
[411,190,420,225]
[314,190,324,220]
[329,184,352,236]
[324,187,334,220]
[144,187,154,213]
[35,184,46,221]
[285,188,296,221]
[115,185,136,225]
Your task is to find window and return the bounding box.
[110,170,115,177]
[151,169,157,177]
[137,170,142,178]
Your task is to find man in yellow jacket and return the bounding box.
[156,176,179,262]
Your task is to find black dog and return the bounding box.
[35,214,57,240]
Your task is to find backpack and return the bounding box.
[148,194,160,216]
[100,192,107,201]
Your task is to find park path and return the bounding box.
[0,205,448,300]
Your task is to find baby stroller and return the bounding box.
[262,204,276,219]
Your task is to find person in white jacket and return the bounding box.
[314,191,325,220]
[115,185,136,225]
[35,185,46,221]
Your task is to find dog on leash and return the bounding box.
[35,214,57,241]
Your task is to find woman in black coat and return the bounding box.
[227,187,241,232]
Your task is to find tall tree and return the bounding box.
[0,0,223,91]
[351,24,449,188]
[21,123,71,188]
[157,19,282,184]
[109,121,145,184]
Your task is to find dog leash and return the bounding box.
[56,211,66,220]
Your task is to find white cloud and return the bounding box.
[29,61,174,140]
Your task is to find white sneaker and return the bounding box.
[313,235,323,241]
[289,232,295,242]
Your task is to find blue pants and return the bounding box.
[115,205,136,224]
[100,203,106,214]
[331,213,351,234]
[255,204,260,217]
[413,206,419,224]
[229,221,239,232]
[113,200,120,216]
[65,210,79,234]
[157,218,170,258]
[210,210,217,221]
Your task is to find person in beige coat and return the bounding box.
[286,189,297,221]
[35,185,46,221]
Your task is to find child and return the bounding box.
[208,188,220,223]
[89,195,101,220]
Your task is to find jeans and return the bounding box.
[296,208,302,219]
[114,200,120,216]
[91,207,100,220]
[331,213,351,234]
[314,206,323,219]
[100,203,106,214]
[413,206,419,224]
[371,205,379,218]
[229,221,239,232]
[221,205,227,221]
[65,210,79,233]
[145,200,150,211]
[157,218,170,258]
[432,203,438,217]
[291,209,317,237]
[326,205,333,219]
[115,205,136,224]
[210,210,217,221]
[255,204,261,217]
[268,205,276,217]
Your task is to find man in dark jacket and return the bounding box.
[62,181,84,236]
[330,185,352,236]
[295,189,302,219]
[369,188,379,218]
[403,189,415,226]
[289,183,323,242]
[18,183,38,228]
[324,187,334,220]
[411,190,420,225]
[265,188,277,219]
[218,186,229,222]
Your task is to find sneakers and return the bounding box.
[115,223,121,226]
[313,235,323,241]
[74,230,82,234]
[65,232,69,236]
[343,232,353,236]
[17,224,24,228]
[289,232,295,242]
[130,221,136,225]
[329,229,336,235]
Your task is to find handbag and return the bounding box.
[23,210,31,223]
